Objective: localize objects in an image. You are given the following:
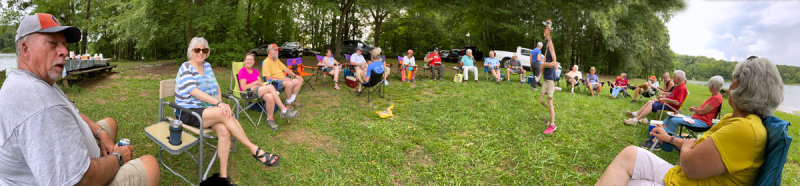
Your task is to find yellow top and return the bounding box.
[262,57,288,78]
[664,113,766,185]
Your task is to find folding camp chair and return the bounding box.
[675,104,723,139]
[504,63,526,83]
[144,79,236,185]
[755,116,792,185]
[314,55,339,85]
[227,62,284,129]
[286,58,316,91]
[398,56,407,82]
[358,72,385,102]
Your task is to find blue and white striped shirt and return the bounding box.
[175,62,219,108]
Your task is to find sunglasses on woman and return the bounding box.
[193,48,210,54]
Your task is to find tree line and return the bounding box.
[1,0,685,77]
[675,54,800,85]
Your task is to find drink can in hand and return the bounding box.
[118,138,130,146]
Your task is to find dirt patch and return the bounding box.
[95,97,107,105]
[134,62,179,76]
[407,145,434,167]
[80,72,119,90]
[279,128,339,154]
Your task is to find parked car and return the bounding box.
[302,48,320,56]
[493,46,536,70]
[249,44,270,56]
[459,46,483,61]
[279,42,303,58]
[341,40,374,56]
[444,49,462,62]
[439,49,450,60]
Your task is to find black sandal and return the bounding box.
[253,147,280,167]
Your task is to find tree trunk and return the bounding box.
[333,0,355,56]
[80,0,91,54]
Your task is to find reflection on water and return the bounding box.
[687,80,799,115]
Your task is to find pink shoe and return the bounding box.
[543,124,557,134]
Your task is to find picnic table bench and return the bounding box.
[61,64,116,87]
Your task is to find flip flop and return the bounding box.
[252,147,280,167]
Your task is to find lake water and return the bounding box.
[0,53,16,72]
[687,80,800,115]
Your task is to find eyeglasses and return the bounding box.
[747,56,758,60]
[192,48,210,54]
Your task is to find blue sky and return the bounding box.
[667,0,800,66]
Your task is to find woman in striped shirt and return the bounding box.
[175,37,280,180]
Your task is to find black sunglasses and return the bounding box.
[747,56,758,60]
[193,48,210,54]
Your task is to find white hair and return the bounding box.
[730,57,783,118]
[370,47,382,60]
[537,42,543,47]
[708,75,724,91]
[466,49,472,54]
[673,70,686,82]
[15,35,30,62]
[187,37,210,60]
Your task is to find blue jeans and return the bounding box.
[611,87,624,97]
[662,115,708,134]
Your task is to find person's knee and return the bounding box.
[138,155,161,184]
[215,126,231,139]
[620,145,639,160]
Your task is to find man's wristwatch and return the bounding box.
[111,152,123,166]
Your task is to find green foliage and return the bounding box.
[675,54,800,84]
[0,0,683,74]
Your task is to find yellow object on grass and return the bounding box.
[376,104,395,118]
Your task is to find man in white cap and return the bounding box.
[262,43,304,107]
[349,46,368,72]
[0,13,160,185]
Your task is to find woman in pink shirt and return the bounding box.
[238,52,298,130]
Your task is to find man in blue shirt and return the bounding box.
[356,48,389,93]
[530,42,543,89]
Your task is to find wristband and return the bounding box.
[111,152,123,167]
[669,136,675,144]
[214,100,223,106]
[94,128,105,139]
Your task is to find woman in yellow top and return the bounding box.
[596,56,784,185]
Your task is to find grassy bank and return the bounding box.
[61,57,798,185]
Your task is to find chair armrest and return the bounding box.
[163,102,204,129]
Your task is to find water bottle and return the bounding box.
[169,119,183,145]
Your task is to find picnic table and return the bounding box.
[61,59,116,87]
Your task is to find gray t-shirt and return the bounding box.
[0,70,100,185]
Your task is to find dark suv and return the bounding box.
[459,46,483,60]
[341,40,374,56]
[279,42,303,58]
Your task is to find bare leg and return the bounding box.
[633,87,642,100]
[263,93,276,120]
[548,97,555,125]
[138,155,161,186]
[202,108,264,158]
[635,100,655,120]
[211,124,230,177]
[292,78,303,93]
[102,117,118,140]
[506,69,511,81]
[596,146,638,185]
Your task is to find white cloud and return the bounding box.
[668,0,800,66]
[758,1,800,27]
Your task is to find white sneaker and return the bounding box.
[384,80,389,85]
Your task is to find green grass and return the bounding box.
[63,57,799,185]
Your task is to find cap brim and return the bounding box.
[38,26,81,43]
